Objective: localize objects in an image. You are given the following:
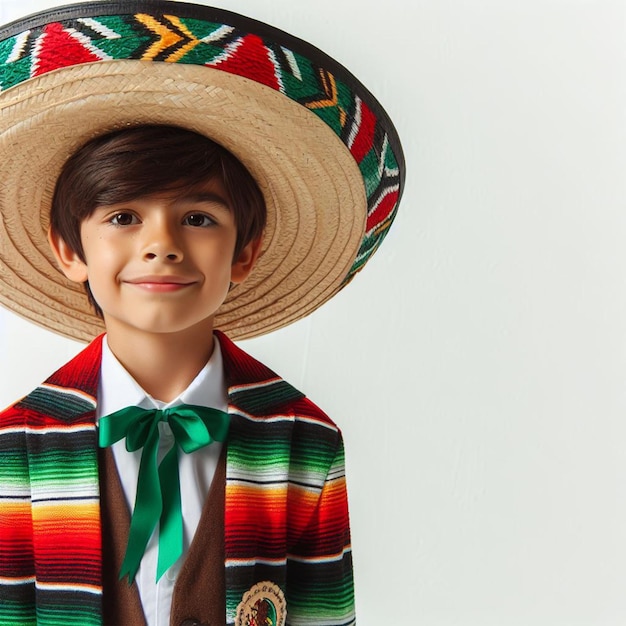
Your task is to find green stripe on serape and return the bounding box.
[286,559,355,620]
[225,585,243,624]
[288,563,354,608]
[36,593,101,626]
[290,427,341,470]
[0,442,30,491]
[227,420,338,481]
[23,428,98,499]
[28,448,99,492]
[227,441,290,474]
[0,597,36,626]
[225,559,355,625]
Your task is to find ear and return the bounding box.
[231,236,263,284]
[47,226,89,283]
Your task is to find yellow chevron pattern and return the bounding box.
[305,69,347,127]
[136,13,202,62]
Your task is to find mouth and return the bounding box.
[124,276,196,292]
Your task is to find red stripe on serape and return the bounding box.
[0,406,26,427]
[218,331,279,387]
[350,99,377,162]
[285,484,328,542]
[44,335,102,399]
[32,505,101,584]
[289,397,336,427]
[225,497,286,531]
[225,484,288,557]
[290,478,350,556]
[0,504,34,577]
[225,480,349,558]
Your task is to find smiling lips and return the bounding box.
[125,276,196,292]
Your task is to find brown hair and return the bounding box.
[50,124,266,313]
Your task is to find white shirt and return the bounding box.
[97,335,228,626]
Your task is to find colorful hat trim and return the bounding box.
[0,1,405,340]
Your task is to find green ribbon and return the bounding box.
[98,404,229,583]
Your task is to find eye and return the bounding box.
[183,213,214,227]
[109,212,139,226]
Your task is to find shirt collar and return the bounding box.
[97,334,228,419]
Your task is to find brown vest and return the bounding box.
[99,448,226,626]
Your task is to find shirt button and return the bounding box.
[165,559,181,581]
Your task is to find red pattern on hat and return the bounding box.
[209,34,280,91]
[33,23,102,77]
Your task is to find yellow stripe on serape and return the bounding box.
[32,501,100,536]
[35,581,101,594]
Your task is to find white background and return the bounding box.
[2,0,626,623]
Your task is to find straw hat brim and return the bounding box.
[0,2,404,341]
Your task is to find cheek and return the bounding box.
[83,246,124,287]
[196,241,235,270]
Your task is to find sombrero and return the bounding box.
[0,0,405,341]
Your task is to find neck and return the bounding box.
[105,323,216,403]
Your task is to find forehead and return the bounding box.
[100,176,232,210]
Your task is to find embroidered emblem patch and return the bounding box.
[235,581,287,626]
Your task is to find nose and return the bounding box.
[141,218,183,263]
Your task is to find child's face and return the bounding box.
[50,177,260,340]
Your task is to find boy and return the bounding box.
[0,2,404,625]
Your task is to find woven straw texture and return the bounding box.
[0,4,403,341]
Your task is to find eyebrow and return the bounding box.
[178,192,231,210]
[92,190,232,213]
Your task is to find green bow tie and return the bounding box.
[98,404,230,584]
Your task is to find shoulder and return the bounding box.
[0,396,29,428]
[218,332,344,479]
[217,330,340,431]
[0,335,103,428]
